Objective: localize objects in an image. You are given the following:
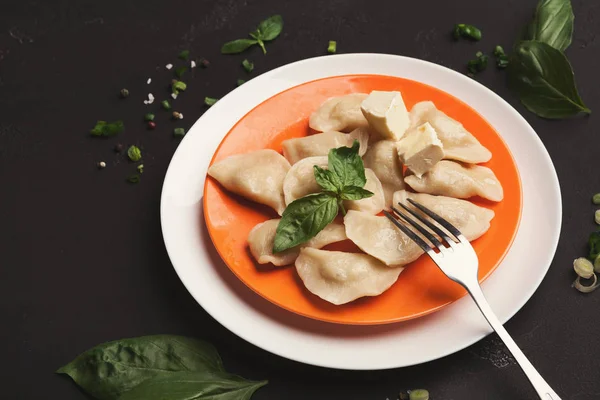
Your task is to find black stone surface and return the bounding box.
[1,0,599,399]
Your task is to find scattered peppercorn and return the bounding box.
[200,58,210,68]
[97,161,106,169]
[172,111,181,119]
[147,121,156,130]
[120,88,129,98]
[114,143,124,153]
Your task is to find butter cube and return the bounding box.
[360,91,410,141]
[396,122,444,177]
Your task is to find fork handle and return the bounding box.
[464,280,562,400]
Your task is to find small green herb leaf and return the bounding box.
[257,15,283,41]
[174,66,187,79]
[204,97,218,106]
[144,113,155,122]
[328,140,366,188]
[453,24,482,41]
[221,39,258,54]
[127,174,140,184]
[508,40,590,118]
[339,186,374,201]
[526,0,574,51]
[56,335,224,400]
[119,371,267,400]
[237,79,246,86]
[313,166,341,193]
[127,145,142,162]
[589,231,600,260]
[90,120,124,137]
[178,50,190,61]
[161,100,171,110]
[273,193,339,253]
[242,59,254,73]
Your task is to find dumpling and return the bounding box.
[282,128,368,165]
[344,210,424,266]
[208,149,290,215]
[404,160,504,202]
[362,140,406,207]
[345,169,386,215]
[283,156,328,205]
[295,248,404,305]
[309,93,369,133]
[248,220,347,266]
[393,190,494,241]
[410,101,492,164]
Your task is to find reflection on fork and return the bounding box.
[384,199,562,400]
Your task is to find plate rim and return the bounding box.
[160,53,561,370]
[201,72,524,325]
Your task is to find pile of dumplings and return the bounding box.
[208,91,503,306]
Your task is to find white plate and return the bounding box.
[160,54,561,370]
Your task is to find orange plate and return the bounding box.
[203,74,522,325]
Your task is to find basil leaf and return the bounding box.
[508,41,590,119]
[526,0,574,51]
[339,186,374,201]
[589,231,600,260]
[119,371,267,400]
[313,165,341,193]
[90,120,124,137]
[256,15,283,41]
[56,335,224,400]
[221,39,258,54]
[273,193,338,253]
[328,140,367,188]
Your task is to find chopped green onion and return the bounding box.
[475,51,483,58]
[90,120,124,137]
[172,80,187,94]
[496,55,509,68]
[137,164,144,174]
[494,45,505,57]
[127,174,140,184]
[127,145,142,162]
[237,79,245,86]
[327,40,337,54]
[593,193,600,205]
[178,50,190,61]
[574,257,594,279]
[467,52,488,74]
[144,113,155,122]
[594,254,600,273]
[174,66,187,79]
[409,389,430,400]
[573,274,599,293]
[161,100,172,110]
[242,59,254,73]
[173,127,186,137]
[204,97,218,106]
[453,24,482,41]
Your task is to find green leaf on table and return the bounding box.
[339,186,374,201]
[525,0,574,51]
[328,140,366,188]
[90,120,124,137]
[119,371,267,400]
[588,231,600,260]
[273,193,339,253]
[313,165,341,193]
[56,335,224,400]
[256,15,283,41]
[221,39,258,54]
[508,40,590,118]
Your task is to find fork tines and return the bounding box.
[383,199,463,253]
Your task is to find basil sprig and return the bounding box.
[508,0,590,118]
[221,15,283,55]
[273,141,373,253]
[57,335,267,400]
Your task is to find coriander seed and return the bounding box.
[120,88,129,98]
[147,121,156,129]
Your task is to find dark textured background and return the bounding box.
[1,0,600,399]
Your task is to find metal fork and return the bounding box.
[384,199,561,400]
